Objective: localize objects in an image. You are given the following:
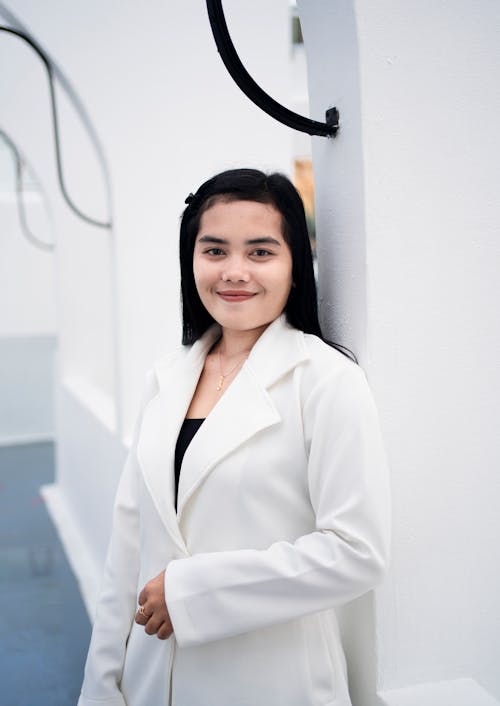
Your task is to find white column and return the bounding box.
[298,1,500,704]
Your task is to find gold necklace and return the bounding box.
[216,348,249,392]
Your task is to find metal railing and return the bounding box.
[0,129,55,251]
[0,25,111,229]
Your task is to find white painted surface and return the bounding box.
[0,335,56,444]
[299,0,500,703]
[55,382,128,580]
[0,194,56,336]
[379,678,499,706]
[0,12,117,413]
[0,191,57,442]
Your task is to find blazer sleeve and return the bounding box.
[78,371,156,706]
[164,364,391,648]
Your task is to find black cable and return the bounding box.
[205,0,339,137]
[0,128,55,252]
[0,26,111,229]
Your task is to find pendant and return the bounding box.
[216,376,224,392]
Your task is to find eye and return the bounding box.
[204,247,225,256]
[251,248,273,257]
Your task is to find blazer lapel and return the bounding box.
[176,364,281,518]
[176,315,309,520]
[136,326,221,549]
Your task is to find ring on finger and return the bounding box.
[138,604,148,618]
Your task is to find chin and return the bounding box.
[215,312,278,332]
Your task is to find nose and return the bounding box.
[221,255,250,283]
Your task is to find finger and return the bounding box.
[134,604,150,626]
[138,587,147,605]
[157,621,173,640]
[144,613,165,636]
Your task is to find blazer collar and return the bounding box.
[243,313,309,388]
[137,315,310,540]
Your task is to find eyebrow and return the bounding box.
[197,235,281,246]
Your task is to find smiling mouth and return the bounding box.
[216,291,257,302]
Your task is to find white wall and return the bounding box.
[0,333,56,445]
[0,193,56,337]
[0,171,57,443]
[0,0,293,613]
[299,1,500,704]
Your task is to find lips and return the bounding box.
[216,290,256,302]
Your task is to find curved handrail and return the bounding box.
[205,0,339,137]
[0,25,111,228]
[0,128,55,252]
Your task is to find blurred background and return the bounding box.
[0,2,499,706]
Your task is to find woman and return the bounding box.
[78,168,390,706]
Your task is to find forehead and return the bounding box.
[197,199,284,239]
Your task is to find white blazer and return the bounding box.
[78,315,391,706]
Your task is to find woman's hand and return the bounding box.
[135,570,173,640]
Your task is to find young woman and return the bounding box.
[78,169,390,706]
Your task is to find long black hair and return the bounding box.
[179,168,356,363]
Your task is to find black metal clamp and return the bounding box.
[205,0,338,137]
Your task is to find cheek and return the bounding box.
[193,258,210,290]
[264,264,292,309]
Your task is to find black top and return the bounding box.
[174,418,205,510]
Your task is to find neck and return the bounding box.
[217,324,268,358]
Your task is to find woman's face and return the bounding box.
[193,199,293,334]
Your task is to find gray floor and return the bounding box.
[0,442,91,706]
